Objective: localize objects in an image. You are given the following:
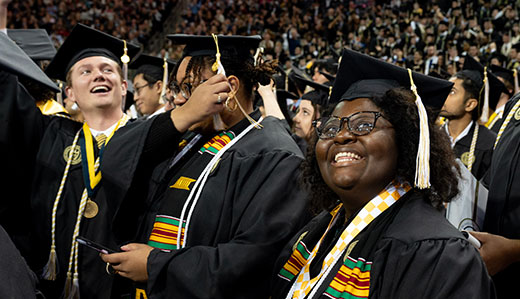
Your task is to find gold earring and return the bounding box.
[225,96,238,111]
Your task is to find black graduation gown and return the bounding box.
[0,225,40,299]
[0,70,179,298]
[138,114,310,299]
[484,94,520,299]
[453,122,496,180]
[270,192,495,299]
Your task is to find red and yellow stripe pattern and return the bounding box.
[323,256,371,298]
[148,215,186,250]
[199,132,235,155]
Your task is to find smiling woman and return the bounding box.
[270,49,495,299]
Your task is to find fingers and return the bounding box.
[100,251,126,264]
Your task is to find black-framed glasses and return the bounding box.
[134,83,153,96]
[313,111,388,139]
[169,79,208,100]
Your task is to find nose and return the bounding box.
[333,121,357,144]
[93,69,106,81]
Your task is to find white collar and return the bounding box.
[444,120,474,148]
[89,120,119,138]
[147,106,166,119]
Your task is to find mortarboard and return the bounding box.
[319,71,336,83]
[330,48,454,189]
[167,34,261,61]
[7,29,56,62]
[0,32,59,92]
[490,64,514,87]
[291,74,330,106]
[45,23,141,82]
[275,89,298,127]
[461,55,507,119]
[329,49,453,110]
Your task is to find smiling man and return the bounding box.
[1,23,189,299]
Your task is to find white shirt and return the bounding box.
[444,120,474,148]
[147,106,166,119]
[89,121,119,138]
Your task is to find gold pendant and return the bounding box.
[84,199,99,218]
[514,108,520,121]
[344,240,359,262]
[460,152,470,166]
[292,231,308,252]
[63,145,82,165]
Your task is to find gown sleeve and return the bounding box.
[0,70,48,257]
[370,237,496,299]
[146,150,309,299]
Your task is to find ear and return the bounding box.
[121,79,128,97]
[227,75,240,97]
[65,85,76,104]
[464,98,478,113]
[154,81,163,94]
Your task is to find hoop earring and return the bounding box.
[225,96,238,111]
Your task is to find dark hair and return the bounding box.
[302,88,460,214]
[173,54,277,98]
[135,65,163,85]
[454,72,482,120]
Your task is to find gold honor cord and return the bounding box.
[494,98,520,149]
[407,68,431,189]
[467,123,479,173]
[286,180,411,299]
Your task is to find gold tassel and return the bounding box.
[121,40,130,111]
[64,272,72,297]
[56,81,63,105]
[407,69,430,189]
[65,273,80,299]
[159,53,169,105]
[514,69,519,95]
[479,66,490,123]
[42,245,57,281]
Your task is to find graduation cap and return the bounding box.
[319,71,336,83]
[130,54,176,104]
[0,32,59,92]
[291,74,330,106]
[275,89,298,127]
[287,66,311,95]
[167,34,261,61]
[330,48,454,189]
[490,64,514,95]
[461,55,508,120]
[7,29,56,62]
[45,23,141,82]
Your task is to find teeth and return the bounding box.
[334,152,361,162]
[92,86,109,93]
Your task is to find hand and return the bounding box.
[101,243,154,282]
[170,74,229,132]
[257,79,275,98]
[470,232,520,275]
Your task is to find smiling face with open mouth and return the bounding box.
[315,98,398,211]
[66,56,126,114]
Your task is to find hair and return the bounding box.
[172,53,277,99]
[135,65,163,85]
[66,61,124,87]
[302,88,460,214]
[454,72,481,120]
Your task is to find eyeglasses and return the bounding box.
[134,83,153,96]
[169,79,208,100]
[313,111,389,139]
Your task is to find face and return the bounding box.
[292,99,315,139]
[66,56,126,115]
[133,73,161,115]
[172,56,217,132]
[312,68,329,84]
[315,98,397,205]
[440,77,471,120]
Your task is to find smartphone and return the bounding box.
[76,236,117,254]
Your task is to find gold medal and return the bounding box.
[460,152,470,166]
[84,199,99,218]
[63,145,82,165]
[514,108,520,121]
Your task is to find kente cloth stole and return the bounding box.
[147,131,238,251]
[281,179,411,299]
[79,116,128,197]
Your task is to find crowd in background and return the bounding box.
[6,0,175,49]
[6,0,520,77]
